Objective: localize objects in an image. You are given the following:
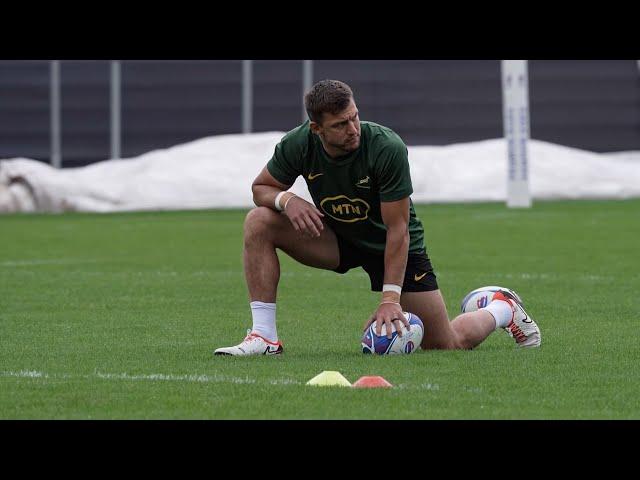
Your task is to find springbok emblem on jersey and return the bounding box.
[355,176,371,189]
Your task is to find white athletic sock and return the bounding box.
[250,301,278,343]
[482,299,514,329]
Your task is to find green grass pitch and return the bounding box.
[1,199,638,419]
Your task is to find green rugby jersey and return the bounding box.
[267,120,425,255]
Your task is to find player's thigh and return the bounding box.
[277,220,341,270]
[400,290,461,349]
[245,207,340,270]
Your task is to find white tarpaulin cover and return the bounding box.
[1,132,639,213]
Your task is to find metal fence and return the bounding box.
[1,60,638,168]
[45,60,313,167]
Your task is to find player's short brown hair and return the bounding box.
[304,79,353,124]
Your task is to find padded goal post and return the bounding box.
[501,60,532,208]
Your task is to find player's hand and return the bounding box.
[363,302,409,338]
[283,195,325,238]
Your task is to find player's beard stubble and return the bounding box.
[324,133,361,156]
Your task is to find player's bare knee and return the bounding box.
[244,207,280,242]
[421,329,466,351]
[450,323,476,350]
[422,340,463,351]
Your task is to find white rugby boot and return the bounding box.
[214,330,283,356]
[492,290,541,348]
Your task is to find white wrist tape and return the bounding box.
[274,191,287,211]
[382,284,402,295]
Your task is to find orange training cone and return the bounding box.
[352,376,393,388]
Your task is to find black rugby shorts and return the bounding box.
[333,235,439,292]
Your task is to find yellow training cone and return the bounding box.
[306,371,351,387]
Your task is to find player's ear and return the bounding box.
[309,121,322,135]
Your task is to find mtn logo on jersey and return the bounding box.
[320,195,370,223]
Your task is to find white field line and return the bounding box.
[0,259,103,267]
[94,372,260,385]
[2,370,49,378]
[490,272,618,282]
[0,370,439,391]
[0,370,291,386]
[3,263,617,283]
[1,370,261,385]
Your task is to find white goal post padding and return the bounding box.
[502,60,532,208]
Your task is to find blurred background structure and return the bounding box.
[1,60,639,168]
[1,60,639,213]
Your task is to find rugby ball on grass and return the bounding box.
[361,312,424,355]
